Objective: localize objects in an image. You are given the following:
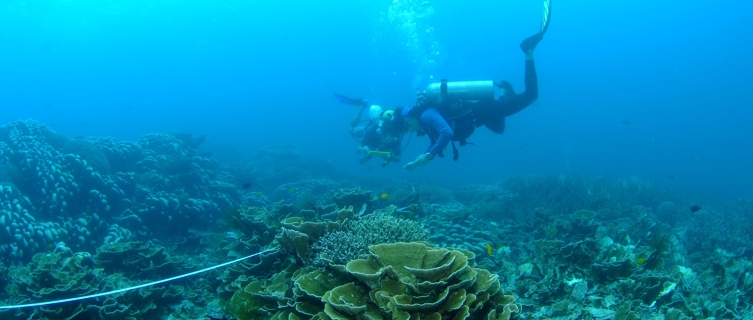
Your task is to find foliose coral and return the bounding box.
[1,242,189,320]
[269,242,521,320]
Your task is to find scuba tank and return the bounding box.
[423,79,495,103]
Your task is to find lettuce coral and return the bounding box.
[265,242,520,320]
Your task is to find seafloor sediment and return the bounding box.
[0,119,751,319]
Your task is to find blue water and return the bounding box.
[1,0,752,199]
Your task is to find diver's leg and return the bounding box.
[494,0,548,118]
[484,117,506,134]
[349,106,368,134]
[496,57,538,118]
[471,100,506,134]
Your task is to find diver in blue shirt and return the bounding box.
[401,0,552,172]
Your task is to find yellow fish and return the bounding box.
[636,257,647,265]
[380,193,389,199]
[485,243,493,255]
[257,191,263,195]
[289,187,296,192]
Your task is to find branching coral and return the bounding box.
[309,231,366,267]
[344,213,429,247]
[307,211,430,270]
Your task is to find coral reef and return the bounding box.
[424,214,502,258]
[1,119,752,320]
[1,242,190,319]
[0,120,243,263]
[331,187,377,210]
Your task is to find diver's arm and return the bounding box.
[358,125,379,150]
[349,106,369,134]
[420,108,453,157]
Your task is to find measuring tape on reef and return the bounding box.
[0,248,278,310]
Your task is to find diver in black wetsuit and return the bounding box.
[401,0,552,172]
[472,0,550,134]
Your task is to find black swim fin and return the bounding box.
[519,0,551,53]
[333,93,367,107]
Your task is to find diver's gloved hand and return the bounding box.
[404,153,433,172]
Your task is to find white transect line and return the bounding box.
[0,248,278,310]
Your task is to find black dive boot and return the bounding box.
[519,33,544,53]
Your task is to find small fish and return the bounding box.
[257,191,263,195]
[496,244,504,249]
[47,244,53,249]
[289,187,296,193]
[689,205,702,213]
[667,175,676,179]
[380,193,390,199]
[485,243,493,255]
[636,257,647,265]
[241,182,251,189]
[621,120,631,125]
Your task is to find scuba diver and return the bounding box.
[334,93,405,167]
[400,0,552,172]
